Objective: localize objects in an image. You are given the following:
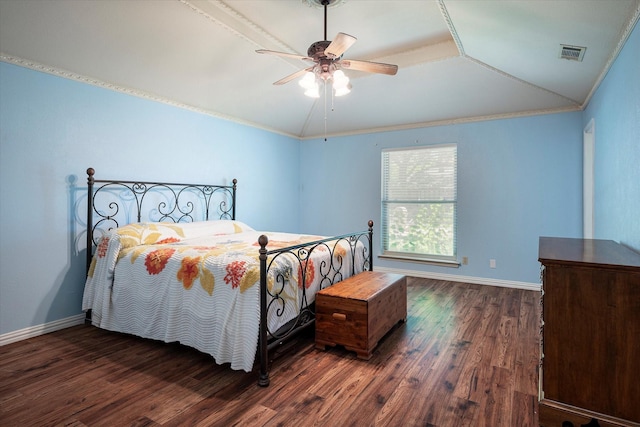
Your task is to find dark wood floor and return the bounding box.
[0,278,541,427]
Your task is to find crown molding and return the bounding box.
[582,1,640,109]
[438,0,465,57]
[182,0,301,59]
[0,53,298,139]
[299,105,582,141]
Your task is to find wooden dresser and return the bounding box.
[538,237,640,427]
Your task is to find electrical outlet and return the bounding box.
[490,259,496,268]
[462,256,468,265]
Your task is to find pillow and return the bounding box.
[114,220,254,250]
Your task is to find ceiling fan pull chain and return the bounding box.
[324,80,328,141]
[331,82,335,111]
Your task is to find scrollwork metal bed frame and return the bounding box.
[85,168,373,386]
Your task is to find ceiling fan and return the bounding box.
[256,0,398,98]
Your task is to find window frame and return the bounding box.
[380,143,458,266]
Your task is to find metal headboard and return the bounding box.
[85,167,237,272]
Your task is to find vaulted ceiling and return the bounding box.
[1,0,638,139]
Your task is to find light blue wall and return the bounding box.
[0,62,300,335]
[299,113,583,284]
[583,19,640,252]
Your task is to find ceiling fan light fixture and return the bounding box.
[299,68,350,97]
[332,69,350,96]
[332,69,349,87]
[333,83,351,97]
[299,71,317,89]
[299,71,320,97]
[304,86,321,98]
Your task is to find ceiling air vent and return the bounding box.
[559,44,586,61]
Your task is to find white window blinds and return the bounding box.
[381,144,457,261]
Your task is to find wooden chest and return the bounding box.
[315,271,407,359]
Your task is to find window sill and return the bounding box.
[378,254,461,268]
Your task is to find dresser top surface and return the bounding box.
[539,237,640,269]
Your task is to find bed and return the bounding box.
[82,168,373,386]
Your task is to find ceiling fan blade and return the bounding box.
[256,49,312,62]
[273,67,314,86]
[324,33,357,59]
[340,59,398,75]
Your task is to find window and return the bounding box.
[381,144,457,263]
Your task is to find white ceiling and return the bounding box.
[1,0,639,139]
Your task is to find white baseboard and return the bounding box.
[374,266,541,291]
[0,313,86,346]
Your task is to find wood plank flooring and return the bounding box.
[0,278,541,426]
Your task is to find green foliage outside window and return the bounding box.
[385,203,455,256]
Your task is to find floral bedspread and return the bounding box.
[82,220,362,372]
